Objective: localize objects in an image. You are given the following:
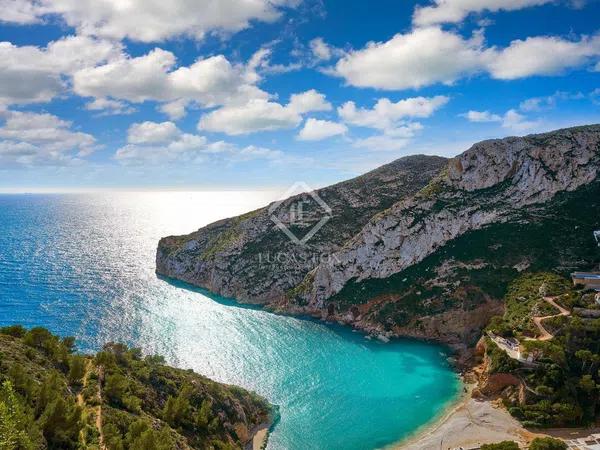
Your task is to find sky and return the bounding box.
[0,0,599,192]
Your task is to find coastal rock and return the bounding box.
[157,125,600,348]
[157,155,447,303]
[304,126,600,306]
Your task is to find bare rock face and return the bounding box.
[156,155,448,303]
[157,125,600,348]
[304,126,600,308]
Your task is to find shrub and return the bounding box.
[529,436,567,450]
[481,441,519,450]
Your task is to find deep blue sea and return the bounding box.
[0,192,460,450]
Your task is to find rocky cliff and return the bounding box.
[157,125,600,350]
[157,154,447,302]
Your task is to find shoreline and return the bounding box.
[393,383,538,450]
[246,422,270,450]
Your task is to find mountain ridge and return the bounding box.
[157,124,600,352]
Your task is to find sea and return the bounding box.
[0,192,460,450]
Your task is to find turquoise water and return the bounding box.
[0,192,460,450]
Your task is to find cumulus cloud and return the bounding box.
[337,96,447,152]
[502,109,540,131]
[127,121,181,144]
[115,121,283,165]
[297,118,347,141]
[0,0,41,24]
[73,49,269,117]
[334,27,488,90]
[338,96,449,130]
[287,89,332,114]
[0,35,122,104]
[413,0,552,26]
[351,123,425,151]
[310,38,333,61]
[198,90,331,135]
[332,27,600,90]
[488,34,600,79]
[199,99,300,135]
[158,99,188,121]
[0,109,96,166]
[1,0,299,42]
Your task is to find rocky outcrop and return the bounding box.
[157,125,600,348]
[304,126,600,307]
[157,155,447,302]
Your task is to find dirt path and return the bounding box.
[76,360,106,450]
[530,296,570,341]
[97,365,106,450]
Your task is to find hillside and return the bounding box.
[0,326,272,450]
[157,155,447,303]
[474,273,600,429]
[156,125,600,351]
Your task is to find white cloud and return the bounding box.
[310,38,333,61]
[159,99,188,120]
[115,121,283,165]
[297,119,347,141]
[0,109,96,166]
[3,0,299,42]
[199,99,300,135]
[338,96,449,130]
[0,0,42,24]
[462,108,539,131]
[488,34,600,79]
[73,49,269,109]
[351,123,424,152]
[413,0,552,26]
[502,109,540,131]
[334,27,488,90]
[0,35,122,104]
[127,121,181,144]
[461,110,502,122]
[245,47,302,78]
[595,61,600,72]
[199,90,331,135]
[332,27,600,90]
[288,89,332,114]
[85,98,135,115]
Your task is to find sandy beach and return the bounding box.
[396,387,538,450]
[250,425,269,450]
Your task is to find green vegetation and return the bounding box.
[484,275,600,428]
[486,273,570,338]
[529,437,567,450]
[329,180,600,343]
[0,326,271,450]
[479,438,567,450]
[480,441,520,450]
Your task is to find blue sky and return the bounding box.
[0,0,599,191]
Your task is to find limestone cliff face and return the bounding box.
[156,155,447,302]
[304,126,600,308]
[157,125,600,348]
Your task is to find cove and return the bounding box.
[0,192,461,450]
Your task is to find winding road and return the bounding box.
[530,296,570,341]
